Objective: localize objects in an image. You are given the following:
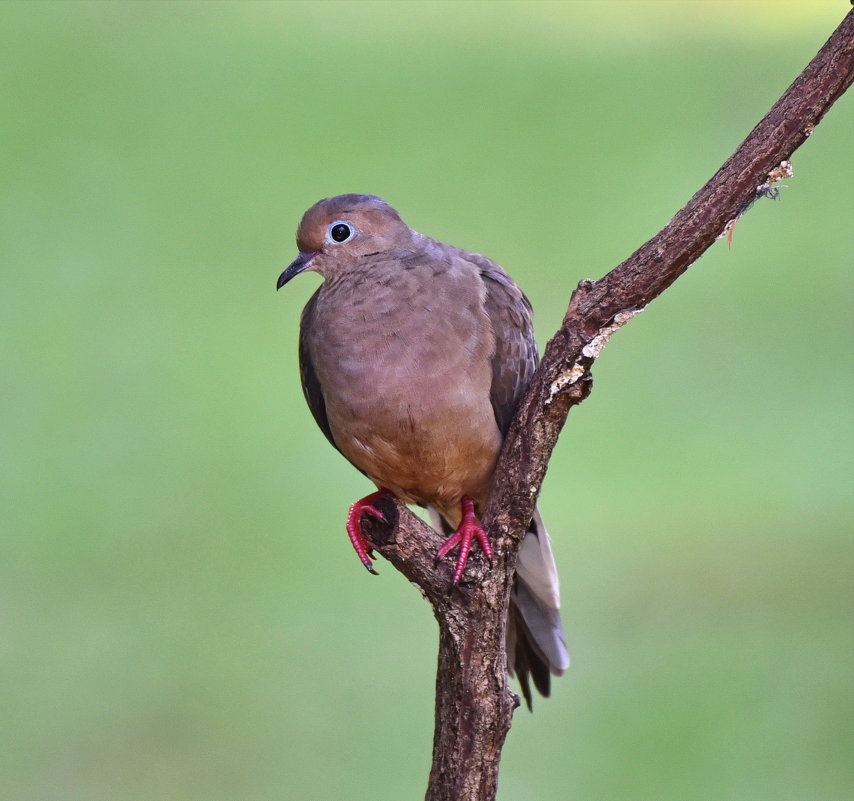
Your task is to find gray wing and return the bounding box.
[298,289,338,452]
[463,255,569,709]
[472,256,538,436]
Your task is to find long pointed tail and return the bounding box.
[509,508,570,708]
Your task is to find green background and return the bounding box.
[2,2,852,799]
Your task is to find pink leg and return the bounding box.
[435,496,493,585]
[346,490,389,575]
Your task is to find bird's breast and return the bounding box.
[306,270,501,507]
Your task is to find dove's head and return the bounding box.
[277,194,415,288]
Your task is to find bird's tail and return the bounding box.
[509,508,570,709]
[426,505,569,710]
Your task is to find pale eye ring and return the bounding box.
[328,221,355,243]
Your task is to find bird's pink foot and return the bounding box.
[346,490,389,575]
[435,496,493,585]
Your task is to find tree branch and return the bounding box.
[362,10,854,801]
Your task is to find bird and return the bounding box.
[276,194,569,707]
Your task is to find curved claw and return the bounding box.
[346,490,389,575]
[435,496,493,585]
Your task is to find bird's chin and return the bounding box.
[277,251,318,289]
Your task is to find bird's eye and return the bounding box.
[328,221,354,243]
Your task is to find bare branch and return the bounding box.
[361,10,854,801]
[486,8,854,549]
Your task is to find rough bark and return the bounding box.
[361,10,854,801]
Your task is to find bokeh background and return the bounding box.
[2,2,852,799]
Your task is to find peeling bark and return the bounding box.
[360,11,854,801]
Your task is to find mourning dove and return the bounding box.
[277,194,569,706]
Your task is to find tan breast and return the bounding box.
[306,256,502,518]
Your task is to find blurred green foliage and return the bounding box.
[1,2,851,799]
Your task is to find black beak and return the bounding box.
[276,251,317,290]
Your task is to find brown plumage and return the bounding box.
[277,194,569,707]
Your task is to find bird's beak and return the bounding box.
[276,251,317,290]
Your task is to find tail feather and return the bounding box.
[513,509,569,672]
[508,599,553,708]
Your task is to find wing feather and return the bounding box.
[470,255,538,435]
[298,289,339,452]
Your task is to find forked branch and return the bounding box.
[362,10,854,801]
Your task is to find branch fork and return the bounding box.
[358,11,853,800]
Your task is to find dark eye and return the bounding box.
[329,222,352,243]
